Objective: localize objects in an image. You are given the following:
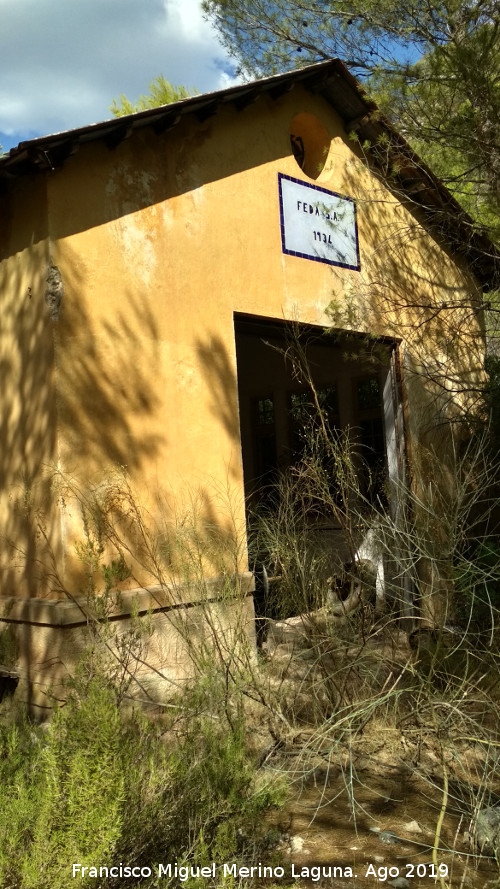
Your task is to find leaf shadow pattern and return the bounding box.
[0,234,166,599]
[195,333,242,478]
[333,144,487,435]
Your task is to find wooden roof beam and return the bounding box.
[153,113,182,135]
[105,124,133,150]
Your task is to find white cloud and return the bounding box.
[0,0,237,149]
[165,0,215,43]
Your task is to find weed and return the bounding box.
[0,665,286,888]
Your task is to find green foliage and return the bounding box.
[371,24,500,236]
[485,354,500,447]
[203,0,422,77]
[203,0,497,80]
[454,539,500,629]
[203,0,500,240]
[111,76,198,117]
[0,665,285,889]
[0,682,124,887]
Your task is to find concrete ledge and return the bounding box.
[0,572,255,627]
[0,573,257,716]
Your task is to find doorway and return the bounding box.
[234,313,406,620]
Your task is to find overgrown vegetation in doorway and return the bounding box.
[240,344,500,887]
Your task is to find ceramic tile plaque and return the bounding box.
[278,173,360,270]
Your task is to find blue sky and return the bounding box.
[0,0,237,153]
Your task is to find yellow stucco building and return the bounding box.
[0,60,496,711]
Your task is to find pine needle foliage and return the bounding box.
[111,76,197,117]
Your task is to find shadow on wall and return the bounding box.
[71,330,249,586]
[0,238,249,712]
[45,101,293,243]
[55,242,164,474]
[328,149,489,624]
[0,236,166,603]
[185,333,247,571]
[195,333,242,472]
[333,147,486,436]
[0,245,56,600]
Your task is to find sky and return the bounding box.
[0,0,238,154]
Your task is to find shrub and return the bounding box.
[0,670,285,889]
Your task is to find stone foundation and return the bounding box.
[0,573,256,716]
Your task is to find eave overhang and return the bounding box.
[1,58,498,291]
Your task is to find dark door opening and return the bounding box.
[234,313,405,621]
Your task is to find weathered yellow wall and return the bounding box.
[0,86,484,601]
[0,175,62,598]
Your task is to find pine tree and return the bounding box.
[111,76,197,117]
[203,0,500,238]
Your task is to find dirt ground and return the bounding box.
[272,759,499,888]
[256,621,500,889]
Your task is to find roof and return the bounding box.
[1,58,498,291]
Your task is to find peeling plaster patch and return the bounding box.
[176,160,204,194]
[105,164,161,288]
[45,262,64,320]
[179,186,206,237]
[161,201,175,230]
[174,358,198,390]
[113,211,157,288]
[105,166,157,212]
[190,182,206,209]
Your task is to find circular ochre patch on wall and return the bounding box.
[290,112,331,180]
